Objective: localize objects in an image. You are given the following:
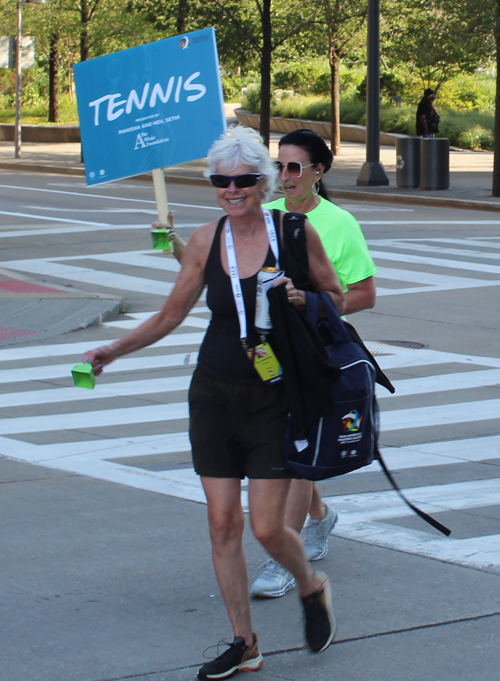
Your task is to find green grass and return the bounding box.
[0,96,79,125]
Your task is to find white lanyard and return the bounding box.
[225,209,280,345]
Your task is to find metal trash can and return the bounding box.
[396,137,420,188]
[420,138,450,190]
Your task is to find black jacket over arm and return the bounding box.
[268,284,340,440]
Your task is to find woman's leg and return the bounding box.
[201,476,253,646]
[284,478,314,533]
[248,478,321,597]
[309,482,327,520]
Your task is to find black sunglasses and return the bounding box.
[209,173,262,189]
[274,161,315,177]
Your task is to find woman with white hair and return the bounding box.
[83,126,344,680]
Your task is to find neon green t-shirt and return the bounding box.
[263,197,377,291]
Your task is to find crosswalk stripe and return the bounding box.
[0,365,495,408]
[0,375,193,407]
[90,251,181,273]
[326,481,500,570]
[369,249,500,275]
[0,432,191,463]
[0,332,205,363]
[378,368,500,398]
[0,402,189,435]
[376,265,491,288]
[1,259,175,296]
[0,352,198,384]
[367,239,500,261]
[381,398,500,431]
[3,395,498,436]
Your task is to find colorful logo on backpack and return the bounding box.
[342,410,363,433]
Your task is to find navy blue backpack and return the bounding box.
[284,291,451,537]
[284,291,380,480]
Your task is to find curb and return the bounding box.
[327,188,500,213]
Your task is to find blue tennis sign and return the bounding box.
[74,28,225,185]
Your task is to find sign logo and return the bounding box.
[342,409,363,433]
[179,36,190,49]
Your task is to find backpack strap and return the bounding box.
[343,320,395,394]
[375,446,451,536]
[276,210,314,292]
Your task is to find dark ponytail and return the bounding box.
[278,129,333,203]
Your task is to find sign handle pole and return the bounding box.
[152,167,169,223]
[152,167,171,253]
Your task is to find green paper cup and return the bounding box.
[151,228,171,252]
[71,363,96,389]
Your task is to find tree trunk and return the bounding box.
[329,51,341,156]
[177,0,189,34]
[48,32,59,123]
[259,0,272,148]
[80,0,89,62]
[493,0,500,196]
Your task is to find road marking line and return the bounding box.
[0,351,199,384]
[1,259,175,296]
[0,183,222,211]
[378,368,500,399]
[0,331,205,362]
[0,402,189,435]
[0,375,193,407]
[367,239,500,261]
[0,210,109,226]
[370,249,500,275]
[381,398,500,431]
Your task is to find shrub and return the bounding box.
[221,70,258,103]
[357,72,407,102]
[241,83,261,112]
[339,101,366,125]
[437,73,495,112]
[457,126,494,150]
[272,60,330,96]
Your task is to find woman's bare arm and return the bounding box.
[84,222,215,373]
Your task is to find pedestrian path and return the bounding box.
[0,234,500,572]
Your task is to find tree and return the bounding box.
[48,31,59,122]
[316,0,367,155]
[199,0,321,146]
[382,0,494,92]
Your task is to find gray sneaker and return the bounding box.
[301,504,338,561]
[250,559,296,598]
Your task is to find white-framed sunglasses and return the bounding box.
[274,160,316,177]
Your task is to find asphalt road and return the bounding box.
[1,169,500,681]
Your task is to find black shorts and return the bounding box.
[189,368,293,479]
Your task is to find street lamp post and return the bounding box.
[14,0,23,158]
[356,0,389,186]
[14,0,48,159]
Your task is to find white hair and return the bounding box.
[205,125,278,201]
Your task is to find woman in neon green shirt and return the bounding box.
[250,128,377,598]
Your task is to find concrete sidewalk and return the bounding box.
[0,268,122,346]
[0,132,498,211]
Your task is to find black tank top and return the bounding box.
[198,215,279,383]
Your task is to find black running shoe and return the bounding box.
[198,633,263,680]
[301,571,337,653]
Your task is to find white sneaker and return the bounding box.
[250,559,296,598]
[301,504,338,561]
